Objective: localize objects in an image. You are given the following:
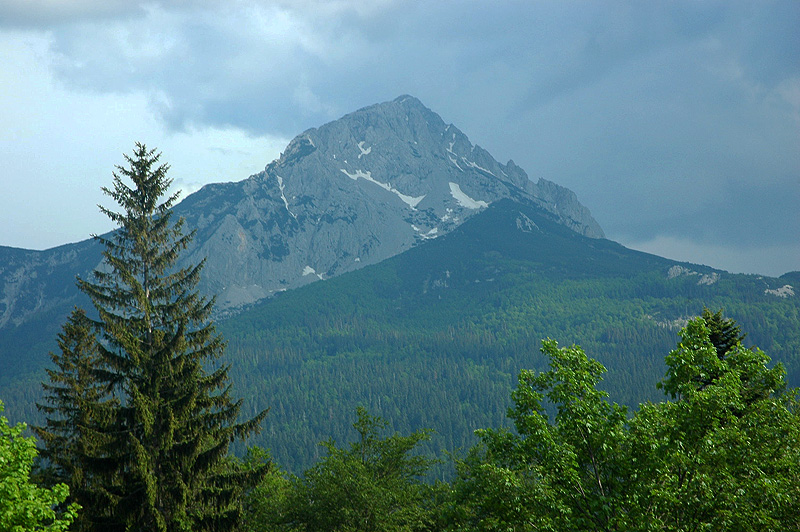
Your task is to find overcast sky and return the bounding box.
[1,1,798,276]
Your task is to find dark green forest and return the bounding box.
[217,199,800,473]
[2,199,798,479]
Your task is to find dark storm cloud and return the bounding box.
[4,0,797,273]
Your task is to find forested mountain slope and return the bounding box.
[2,198,796,473]
[217,199,799,472]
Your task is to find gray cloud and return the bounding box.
[0,0,145,28]
[2,0,798,274]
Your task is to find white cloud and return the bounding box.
[163,126,288,201]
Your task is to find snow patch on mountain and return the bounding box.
[448,155,463,171]
[446,134,464,171]
[449,182,488,209]
[411,224,439,240]
[357,141,372,159]
[341,168,425,209]
[302,266,324,280]
[462,158,496,177]
[275,175,296,219]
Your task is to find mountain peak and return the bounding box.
[177,95,605,308]
[0,96,606,325]
[393,93,421,103]
[272,97,599,215]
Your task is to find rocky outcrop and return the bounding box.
[0,242,100,329]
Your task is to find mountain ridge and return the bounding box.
[0,95,605,389]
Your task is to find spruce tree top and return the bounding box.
[68,142,266,532]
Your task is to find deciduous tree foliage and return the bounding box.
[239,448,292,532]
[449,314,800,531]
[448,340,629,531]
[1,400,78,532]
[246,407,436,532]
[640,318,798,530]
[38,143,267,532]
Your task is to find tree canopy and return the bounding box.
[245,407,436,532]
[448,314,800,531]
[1,400,78,532]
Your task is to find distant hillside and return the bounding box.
[214,199,799,472]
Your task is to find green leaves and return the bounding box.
[660,317,724,398]
[451,313,800,531]
[246,408,435,532]
[661,315,787,405]
[0,401,78,532]
[452,341,629,531]
[638,316,800,530]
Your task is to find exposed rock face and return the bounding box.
[765,285,795,298]
[0,95,604,337]
[666,265,720,286]
[0,242,101,330]
[174,95,604,309]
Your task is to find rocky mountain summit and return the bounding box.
[173,95,603,309]
[0,95,603,348]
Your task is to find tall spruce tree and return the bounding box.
[41,143,266,532]
[701,307,746,360]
